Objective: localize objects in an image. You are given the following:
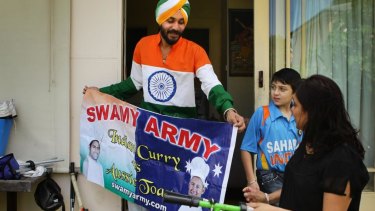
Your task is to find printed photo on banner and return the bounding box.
[80,89,237,211]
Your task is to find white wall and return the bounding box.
[0,0,70,171]
[0,0,70,210]
[70,0,124,210]
[0,0,123,210]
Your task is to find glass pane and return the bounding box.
[289,0,375,169]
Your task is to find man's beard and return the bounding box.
[160,26,183,45]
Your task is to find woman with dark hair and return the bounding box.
[245,75,369,211]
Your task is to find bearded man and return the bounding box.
[84,0,245,132]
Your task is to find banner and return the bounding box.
[80,90,237,211]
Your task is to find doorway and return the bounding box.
[124,0,261,204]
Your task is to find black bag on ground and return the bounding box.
[34,175,65,211]
[0,153,21,180]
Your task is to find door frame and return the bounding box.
[253,0,270,107]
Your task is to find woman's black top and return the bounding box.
[279,142,369,211]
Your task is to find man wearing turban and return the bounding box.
[84,0,245,132]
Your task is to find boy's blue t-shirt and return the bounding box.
[240,101,303,172]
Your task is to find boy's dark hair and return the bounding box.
[271,68,301,92]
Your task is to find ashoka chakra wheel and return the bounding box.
[148,71,176,102]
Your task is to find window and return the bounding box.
[271,0,375,191]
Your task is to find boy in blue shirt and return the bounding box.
[240,68,302,205]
